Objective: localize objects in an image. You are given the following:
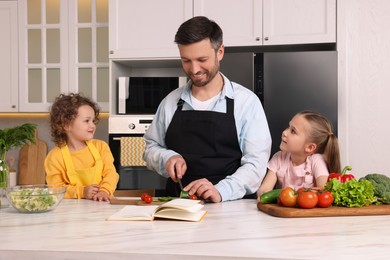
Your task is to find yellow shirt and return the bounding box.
[45,139,119,199]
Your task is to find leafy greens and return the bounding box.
[324,178,378,207]
[8,187,58,212]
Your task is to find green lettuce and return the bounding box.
[324,178,378,207]
[9,188,57,212]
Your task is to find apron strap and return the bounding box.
[61,145,76,175]
[86,140,102,162]
[176,99,185,111]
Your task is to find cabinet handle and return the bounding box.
[255,37,260,41]
[11,105,16,108]
[109,50,114,54]
[264,37,269,41]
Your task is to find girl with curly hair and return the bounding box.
[45,93,118,201]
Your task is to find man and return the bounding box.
[143,16,271,202]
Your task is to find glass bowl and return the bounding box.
[6,184,66,213]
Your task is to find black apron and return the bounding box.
[165,97,242,197]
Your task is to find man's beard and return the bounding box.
[188,62,220,87]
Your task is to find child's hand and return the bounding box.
[93,190,110,202]
[84,184,100,199]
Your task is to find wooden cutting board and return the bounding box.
[258,203,390,218]
[18,130,47,185]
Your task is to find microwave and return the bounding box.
[118,76,187,114]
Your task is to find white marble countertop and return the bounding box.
[1,198,390,260]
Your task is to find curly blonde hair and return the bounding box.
[49,93,100,147]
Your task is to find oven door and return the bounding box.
[109,133,167,196]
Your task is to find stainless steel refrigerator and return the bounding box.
[220,51,337,156]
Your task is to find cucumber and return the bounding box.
[157,196,174,202]
[260,189,282,204]
[180,191,189,199]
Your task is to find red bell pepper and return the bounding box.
[327,166,355,183]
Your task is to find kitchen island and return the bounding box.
[1,198,389,259]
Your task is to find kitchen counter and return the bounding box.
[1,199,390,260]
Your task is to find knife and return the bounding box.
[175,168,184,191]
[177,178,190,199]
[178,178,184,191]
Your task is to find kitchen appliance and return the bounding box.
[117,76,187,114]
[111,74,187,195]
[221,50,337,156]
[109,115,167,196]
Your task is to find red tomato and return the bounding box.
[297,190,318,209]
[189,194,198,200]
[141,193,150,201]
[279,187,297,207]
[297,187,321,194]
[317,190,334,208]
[143,195,153,204]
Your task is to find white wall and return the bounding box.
[338,0,390,178]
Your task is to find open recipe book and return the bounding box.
[106,199,207,222]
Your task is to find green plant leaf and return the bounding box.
[0,123,37,160]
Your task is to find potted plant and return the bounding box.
[0,123,37,207]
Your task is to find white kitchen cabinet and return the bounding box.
[262,0,336,45]
[109,0,263,58]
[195,0,335,46]
[109,0,193,59]
[0,1,18,112]
[193,0,263,47]
[18,0,109,112]
[110,0,336,60]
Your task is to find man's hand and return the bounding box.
[184,178,222,203]
[165,155,187,181]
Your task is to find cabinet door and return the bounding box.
[18,0,109,112]
[0,1,18,112]
[18,0,67,112]
[263,0,336,45]
[194,0,262,47]
[109,0,192,59]
[68,0,109,112]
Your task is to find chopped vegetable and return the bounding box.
[179,191,198,200]
[157,196,174,202]
[324,178,377,207]
[189,194,198,200]
[180,191,189,199]
[360,173,390,204]
[8,187,58,212]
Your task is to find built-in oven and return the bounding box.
[108,115,167,196]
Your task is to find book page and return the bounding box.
[106,199,207,222]
[106,205,158,221]
[158,199,204,213]
[153,208,207,222]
